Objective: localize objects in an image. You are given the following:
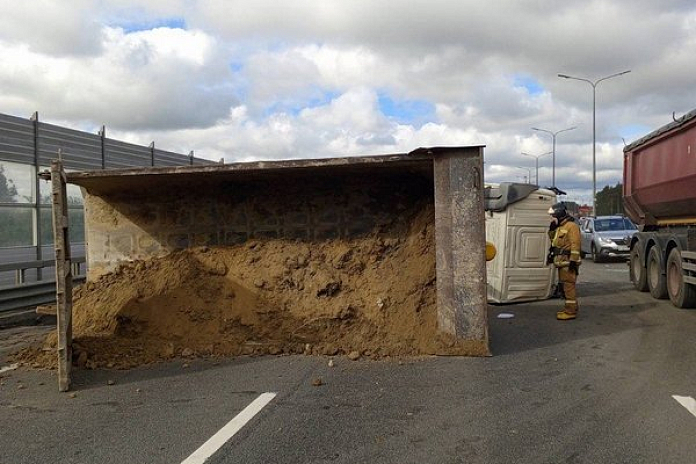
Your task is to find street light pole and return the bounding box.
[557,70,630,214]
[521,151,552,186]
[517,166,532,184]
[531,126,577,188]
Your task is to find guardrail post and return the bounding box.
[51,158,72,392]
[15,269,25,285]
[31,111,43,281]
[98,125,106,169]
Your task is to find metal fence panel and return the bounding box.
[104,139,153,168]
[194,157,215,165]
[0,114,35,164]
[155,148,192,167]
[0,245,37,262]
[0,111,213,313]
[38,122,103,170]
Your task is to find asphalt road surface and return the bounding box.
[1,260,695,464]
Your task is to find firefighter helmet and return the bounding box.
[548,202,568,220]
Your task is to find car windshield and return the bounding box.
[594,218,635,232]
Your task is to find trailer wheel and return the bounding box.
[647,246,668,299]
[630,247,648,292]
[666,248,696,308]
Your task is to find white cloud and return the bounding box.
[0,0,103,56]
[0,25,234,129]
[1,0,696,206]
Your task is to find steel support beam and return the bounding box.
[51,159,73,392]
[432,147,489,355]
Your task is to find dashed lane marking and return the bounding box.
[672,395,696,418]
[181,392,277,464]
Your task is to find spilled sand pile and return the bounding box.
[15,203,486,370]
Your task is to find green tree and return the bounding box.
[0,164,18,203]
[595,183,624,216]
[0,163,32,247]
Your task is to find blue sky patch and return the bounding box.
[263,89,340,117]
[513,75,544,95]
[619,124,651,142]
[117,17,186,33]
[378,94,436,126]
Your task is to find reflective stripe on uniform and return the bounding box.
[565,299,577,304]
[570,251,580,255]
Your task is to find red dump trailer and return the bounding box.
[624,108,696,307]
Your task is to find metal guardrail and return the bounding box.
[0,257,86,313]
[0,257,86,285]
[0,278,85,313]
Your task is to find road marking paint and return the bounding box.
[181,392,277,464]
[672,395,696,418]
[0,363,18,374]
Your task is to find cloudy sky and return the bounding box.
[1,0,695,204]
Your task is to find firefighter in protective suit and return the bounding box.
[547,202,581,320]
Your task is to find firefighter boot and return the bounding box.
[556,311,577,321]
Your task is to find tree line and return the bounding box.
[595,183,624,216]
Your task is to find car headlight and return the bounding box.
[598,237,615,246]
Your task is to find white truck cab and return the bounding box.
[484,183,557,304]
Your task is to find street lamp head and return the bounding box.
[532,127,574,188]
[558,70,631,85]
[532,126,577,136]
[521,151,552,159]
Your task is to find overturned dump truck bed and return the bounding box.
[39,146,488,391]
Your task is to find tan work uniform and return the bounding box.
[549,217,581,313]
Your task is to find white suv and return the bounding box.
[580,216,637,262]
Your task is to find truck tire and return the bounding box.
[647,246,668,299]
[666,248,696,308]
[630,247,648,292]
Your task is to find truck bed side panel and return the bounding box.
[624,116,696,225]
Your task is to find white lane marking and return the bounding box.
[672,395,696,418]
[181,392,277,464]
[0,364,18,374]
